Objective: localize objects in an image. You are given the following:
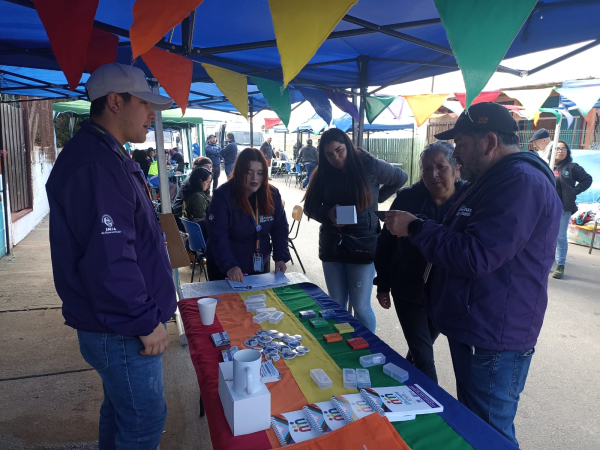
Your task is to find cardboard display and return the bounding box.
[158,213,191,269]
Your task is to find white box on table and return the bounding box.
[336,205,357,225]
[218,361,271,436]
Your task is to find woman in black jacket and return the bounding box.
[552,141,593,279]
[304,129,408,333]
[374,141,465,382]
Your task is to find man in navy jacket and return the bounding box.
[385,103,561,447]
[205,134,221,191]
[46,63,177,449]
[221,132,238,177]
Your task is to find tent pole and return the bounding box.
[250,98,254,148]
[351,89,358,146]
[186,126,193,168]
[357,57,368,148]
[549,118,562,169]
[411,125,416,184]
[152,84,171,214]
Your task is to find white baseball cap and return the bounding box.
[86,63,173,111]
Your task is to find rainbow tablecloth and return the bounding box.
[179,282,516,450]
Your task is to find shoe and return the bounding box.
[552,265,564,279]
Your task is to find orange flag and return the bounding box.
[130,0,204,59]
[404,94,450,127]
[141,48,193,114]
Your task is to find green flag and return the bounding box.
[434,0,536,109]
[365,95,396,124]
[251,76,291,128]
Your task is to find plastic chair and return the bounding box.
[180,218,208,283]
[288,205,306,274]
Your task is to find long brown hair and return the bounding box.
[304,129,372,218]
[231,148,275,216]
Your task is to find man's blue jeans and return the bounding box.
[78,329,167,450]
[302,162,317,188]
[322,262,377,333]
[225,163,235,178]
[448,339,534,448]
[555,211,572,265]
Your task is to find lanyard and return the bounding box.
[248,197,261,253]
[90,123,153,203]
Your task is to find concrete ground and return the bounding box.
[0,174,598,450]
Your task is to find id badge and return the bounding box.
[423,262,432,283]
[253,253,263,272]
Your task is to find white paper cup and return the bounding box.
[197,298,217,325]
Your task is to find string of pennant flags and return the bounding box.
[32,0,599,129]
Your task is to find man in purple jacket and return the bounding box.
[385,103,561,447]
[46,63,177,449]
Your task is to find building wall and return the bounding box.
[9,145,53,246]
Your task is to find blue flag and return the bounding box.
[323,90,359,122]
[299,87,333,125]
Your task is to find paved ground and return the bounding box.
[0,173,599,449]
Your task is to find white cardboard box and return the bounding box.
[336,205,357,225]
[218,361,271,436]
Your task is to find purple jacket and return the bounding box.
[205,181,290,275]
[412,152,561,351]
[46,121,177,336]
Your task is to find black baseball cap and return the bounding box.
[528,128,550,142]
[207,134,216,139]
[435,102,518,140]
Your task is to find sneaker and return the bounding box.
[552,265,564,279]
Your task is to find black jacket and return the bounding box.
[554,159,592,213]
[260,141,274,160]
[306,150,408,263]
[171,152,185,172]
[299,145,318,164]
[374,180,466,304]
[221,140,238,165]
[172,176,191,218]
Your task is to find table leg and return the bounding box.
[590,220,598,254]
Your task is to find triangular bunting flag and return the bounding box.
[142,48,192,114]
[387,97,406,121]
[85,28,119,74]
[365,96,396,124]
[404,94,450,127]
[537,108,562,126]
[323,90,359,122]
[454,90,502,109]
[434,0,536,109]
[443,100,464,116]
[556,86,600,116]
[269,0,358,87]
[202,64,248,119]
[561,109,574,128]
[504,88,554,119]
[298,87,333,124]
[32,0,99,90]
[130,0,205,59]
[251,77,291,128]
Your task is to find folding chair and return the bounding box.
[288,205,306,274]
[180,218,208,283]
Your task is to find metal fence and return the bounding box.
[518,128,600,151]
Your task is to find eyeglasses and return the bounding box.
[556,147,567,152]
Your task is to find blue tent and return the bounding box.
[332,113,414,133]
[2,0,600,113]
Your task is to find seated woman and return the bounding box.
[374,141,465,383]
[181,167,212,238]
[205,148,290,282]
[173,157,213,231]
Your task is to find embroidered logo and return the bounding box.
[477,116,489,124]
[260,215,274,223]
[208,214,214,221]
[101,215,121,235]
[456,205,472,217]
[563,170,570,177]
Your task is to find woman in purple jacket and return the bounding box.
[205,148,291,282]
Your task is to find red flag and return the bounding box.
[264,118,283,130]
[85,28,119,74]
[130,0,204,59]
[454,90,501,108]
[33,0,99,91]
[141,47,192,114]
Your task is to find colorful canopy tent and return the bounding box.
[2,0,600,127]
[332,113,414,133]
[291,114,328,135]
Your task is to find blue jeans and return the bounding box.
[78,329,167,450]
[555,211,571,266]
[322,262,376,333]
[302,162,317,188]
[448,339,534,448]
[225,163,235,178]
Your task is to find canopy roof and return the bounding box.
[333,114,414,132]
[2,0,600,113]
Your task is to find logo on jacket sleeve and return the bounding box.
[456,205,472,217]
[101,215,121,235]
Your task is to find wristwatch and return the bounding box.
[407,218,425,238]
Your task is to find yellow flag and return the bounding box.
[404,94,450,127]
[202,63,248,119]
[269,0,358,87]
